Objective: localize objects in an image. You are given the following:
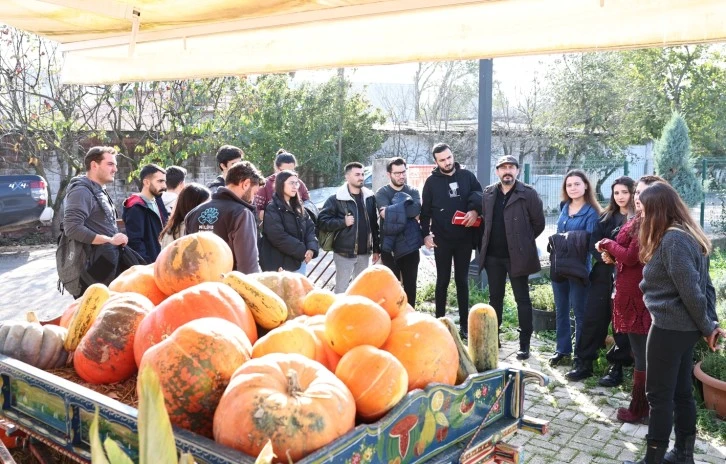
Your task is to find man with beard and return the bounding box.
[318,162,380,293]
[421,143,482,339]
[375,157,422,308]
[185,160,265,274]
[122,164,169,263]
[478,155,545,359]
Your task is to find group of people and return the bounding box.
[62,143,723,464]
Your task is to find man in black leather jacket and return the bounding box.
[318,162,380,293]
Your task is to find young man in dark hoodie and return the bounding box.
[122,164,169,263]
[207,145,244,193]
[421,143,482,338]
[186,160,265,274]
[62,146,128,296]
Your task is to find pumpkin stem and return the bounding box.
[286,369,302,397]
[26,311,39,324]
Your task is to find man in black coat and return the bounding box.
[318,162,380,293]
[479,155,545,359]
[122,164,169,263]
[421,143,482,338]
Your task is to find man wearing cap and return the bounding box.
[478,155,545,359]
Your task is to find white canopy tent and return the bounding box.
[1,0,725,84]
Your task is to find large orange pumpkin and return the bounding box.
[74,293,153,384]
[154,232,233,295]
[298,315,341,372]
[139,317,252,438]
[335,345,408,422]
[381,311,459,391]
[133,282,257,366]
[345,265,407,319]
[301,289,337,316]
[109,264,168,305]
[251,323,317,360]
[324,295,391,356]
[213,353,355,462]
[59,298,81,328]
[249,271,314,318]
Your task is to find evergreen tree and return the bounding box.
[654,113,703,206]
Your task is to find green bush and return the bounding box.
[530,283,555,311]
[701,350,726,382]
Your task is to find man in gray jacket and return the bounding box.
[478,155,545,359]
[62,146,128,296]
[186,160,265,274]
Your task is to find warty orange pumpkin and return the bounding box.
[213,353,355,462]
[335,345,408,422]
[109,264,168,305]
[249,271,314,319]
[138,317,252,438]
[298,315,341,372]
[74,292,153,384]
[301,288,337,316]
[133,281,257,366]
[324,295,391,356]
[345,265,407,319]
[153,232,233,295]
[382,311,459,391]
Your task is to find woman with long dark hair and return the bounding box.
[549,169,602,366]
[566,176,634,382]
[158,183,210,248]
[624,182,724,464]
[596,175,663,424]
[260,170,319,273]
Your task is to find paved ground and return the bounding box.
[1,245,725,463]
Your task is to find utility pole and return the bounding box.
[337,68,345,177]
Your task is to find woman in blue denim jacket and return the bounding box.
[549,170,601,367]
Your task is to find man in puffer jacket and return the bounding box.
[318,162,380,293]
[376,158,422,308]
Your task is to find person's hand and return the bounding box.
[304,250,314,263]
[424,234,436,249]
[372,253,380,264]
[379,208,386,219]
[345,214,355,227]
[110,233,128,246]
[601,251,615,265]
[462,210,479,227]
[595,239,604,252]
[705,327,726,351]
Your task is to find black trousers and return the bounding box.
[381,251,420,309]
[646,326,700,445]
[434,243,471,334]
[574,262,632,364]
[483,255,533,336]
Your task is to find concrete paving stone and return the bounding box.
[592,456,620,464]
[567,451,597,464]
[566,438,604,453]
[549,419,582,434]
[570,412,591,424]
[573,425,599,439]
[695,454,726,464]
[555,409,578,421]
[616,447,639,462]
[507,431,531,447]
[556,447,579,462]
[522,456,552,464]
[527,437,562,453]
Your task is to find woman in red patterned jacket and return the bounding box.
[595,175,663,424]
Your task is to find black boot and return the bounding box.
[516,332,531,360]
[623,441,668,464]
[565,359,593,381]
[663,432,696,464]
[598,363,623,387]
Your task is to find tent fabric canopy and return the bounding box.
[1,0,726,84]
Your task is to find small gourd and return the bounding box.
[0,312,68,370]
[468,304,499,372]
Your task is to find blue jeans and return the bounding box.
[551,278,589,355]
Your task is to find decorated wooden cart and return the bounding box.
[0,354,547,464]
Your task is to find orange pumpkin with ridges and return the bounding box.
[298,315,341,371]
[213,353,355,461]
[133,282,257,366]
[74,292,153,384]
[324,295,391,356]
[109,264,168,305]
[154,232,233,295]
[345,265,407,319]
[301,289,336,316]
[381,311,458,391]
[139,317,252,438]
[335,345,408,422]
[251,323,316,360]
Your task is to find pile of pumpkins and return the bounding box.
[0,232,499,462]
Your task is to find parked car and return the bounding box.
[307,166,373,209]
[0,175,53,232]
